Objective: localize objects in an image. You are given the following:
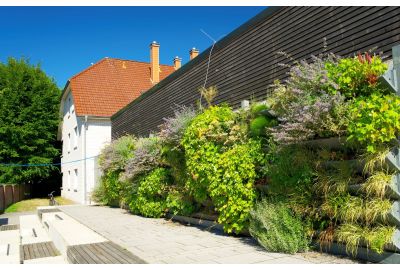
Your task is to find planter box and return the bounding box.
[166,213,224,233]
[299,136,349,150]
[386,147,400,172]
[315,241,400,263]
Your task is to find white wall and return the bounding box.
[60,90,111,204]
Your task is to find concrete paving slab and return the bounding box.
[59,205,360,264]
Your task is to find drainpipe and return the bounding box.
[83,115,88,204]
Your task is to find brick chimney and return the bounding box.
[189,48,199,60]
[150,41,160,84]
[173,56,181,70]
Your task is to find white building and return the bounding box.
[58,42,176,204]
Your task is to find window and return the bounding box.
[68,133,71,153]
[74,127,78,149]
[67,171,71,189]
[74,169,78,191]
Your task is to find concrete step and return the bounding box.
[39,210,107,258]
[0,230,20,264]
[19,215,51,245]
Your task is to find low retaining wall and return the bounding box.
[0,184,30,213]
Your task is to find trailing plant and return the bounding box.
[347,93,400,153]
[182,105,265,233]
[128,168,171,218]
[336,223,395,255]
[364,198,392,224]
[326,52,388,98]
[364,225,395,254]
[249,199,311,254]
[362,171,392,199]
[361,147,391,174]
[336,223,364,256]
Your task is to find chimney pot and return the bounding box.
[189,48,199,60]
[173,56,182,70]
[150,41,160,84]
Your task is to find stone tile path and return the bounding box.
[59,205,358,264]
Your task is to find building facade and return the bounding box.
[59,43,176,204]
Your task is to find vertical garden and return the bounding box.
[93,51,400,259]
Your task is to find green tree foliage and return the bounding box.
[0,58,60,184]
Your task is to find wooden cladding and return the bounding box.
[112,6,400,138]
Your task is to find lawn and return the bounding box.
[4,197,76,213]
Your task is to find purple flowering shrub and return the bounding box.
[94,135,136,206]
[123,136,162,181]
[98,135,136,173]
[158,105,196,147]
[269,54,349,143]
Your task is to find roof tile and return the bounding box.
[69,58,175,117]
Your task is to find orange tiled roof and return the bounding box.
[68,58,175,117]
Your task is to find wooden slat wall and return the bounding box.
[112,6,400,138]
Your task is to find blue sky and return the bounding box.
[0,6,266,88]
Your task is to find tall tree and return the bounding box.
[0,58,60,184]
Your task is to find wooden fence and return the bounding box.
[0,184,31,213]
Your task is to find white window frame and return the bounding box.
[74,169,78,191]
[67,170,71,190]
[68,133,71,153]
[74,126,78,149]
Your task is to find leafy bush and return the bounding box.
[166,188,196,216]
[92,172,122,206]
[267,145,315,197]
[129,168,171,218]
[326,53,388,98]
[248,103,278,138]
[182,105,265,233]
[347,93,400,153]
[249,199,311,254]
[93,135,136,206]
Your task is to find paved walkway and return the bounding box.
[60,205,358,264]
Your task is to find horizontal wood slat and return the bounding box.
[21,242,60,261]
[67,241,146,264]
[112,6,400,138]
